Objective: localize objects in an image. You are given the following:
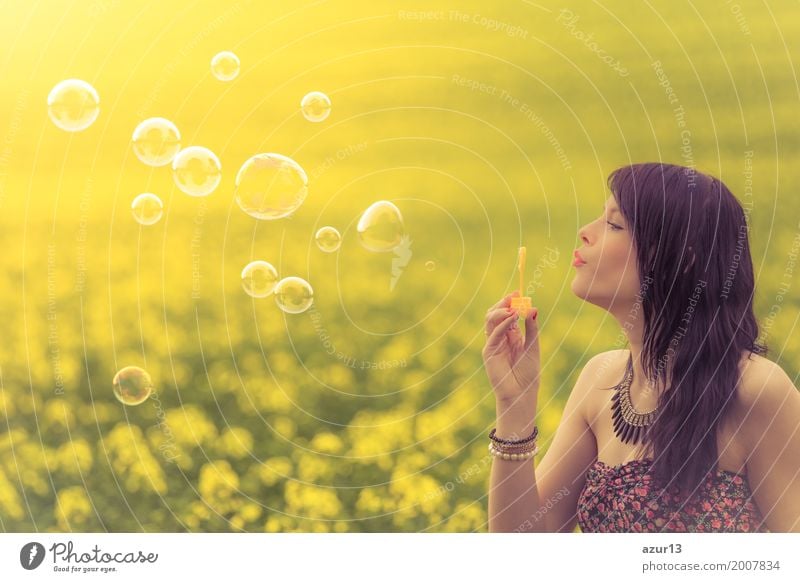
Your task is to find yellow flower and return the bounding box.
[54,438,94,476]
[273,417,296,439]
[389,469,447,517]
[237,502,263,524]
[263,513,296,532]
[441,500,487,532]
[284,481,342,519]
[256,456,292,487]
[310,431,343,454]
[164,405,218,448]
[355,487,392,515]
[198,460,240,508]
[55,486,93,531]
[42,399,75,432]
[0,467,25,521]
[216,426,254,459]
[103,423,167,494]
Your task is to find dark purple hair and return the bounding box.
[606,162,767,500]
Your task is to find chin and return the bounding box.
[570,278,603,307]
[570,277,588,300]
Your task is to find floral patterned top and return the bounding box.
[577,458,769,532]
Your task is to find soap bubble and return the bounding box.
[131,193,164,226]
[357,201,405,252]
[274,276,314,314]
[47,79,100,132]
[211,51,240,81]
[315,226,341,253]
[300,91,331,122]
[172,146,221,197]
[131,117,181,167]
[241,260,279,298]
[234,153,308,220]
[425,260,436,271]
[112,366,153,406]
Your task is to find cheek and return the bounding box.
[600,239,631,267]
[603,239,639,279]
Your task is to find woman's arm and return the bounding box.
[488,353,604,533]
[739,360,800,532]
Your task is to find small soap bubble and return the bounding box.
[112,366,153,406]
[131,193,164,225]
[241,260,279,298]
[172,146,221,197]
[235,153,308,220]
[300,91,331,122]
[211,51,240,81]
[357,201,405,252]
[47,79,100,132]
[425,260,436,271]
[274,276,314,314]
[131,117,181,167]
[315,226,342,253]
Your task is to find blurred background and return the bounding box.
[0,0,798,532]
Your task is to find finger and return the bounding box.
[487,291,519,314]
[485,307,516,332]
[523,307,539,352]
[485,311,517,353]
[507,318,524,349]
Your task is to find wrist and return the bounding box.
[495,400,537,440]
[495,393,537,415]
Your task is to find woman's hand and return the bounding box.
[482,291,540,406]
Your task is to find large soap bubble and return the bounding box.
[241,260,279,298]
[132,117,181,167]
[273,276,314,314]
[172,146,222,197]
[47,79,100,132]
[234,153,308,220]
[357,201,405,252]
[300,91,331,122]
[315,226,342,253]
[131,193,164,225]
[211,51,240,81]
[112,366,153,406]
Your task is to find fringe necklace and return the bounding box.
[611,353,660,445]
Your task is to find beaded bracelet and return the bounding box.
[489,425,538,445]
[491,442,538,454]
[489,441,537,453]
[488,441,539,461]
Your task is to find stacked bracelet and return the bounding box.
[488,425,539,461]
[489,426,538,444]
[488,441,539,461]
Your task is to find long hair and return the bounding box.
[607,162,767,500]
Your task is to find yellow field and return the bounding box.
[1,0,798,531]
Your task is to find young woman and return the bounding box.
[484,162,800,533]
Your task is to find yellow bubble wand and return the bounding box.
[510,246,532,318]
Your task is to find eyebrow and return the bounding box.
[603,203,621,216]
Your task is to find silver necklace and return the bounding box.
[610,354,660,445]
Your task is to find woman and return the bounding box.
[484,162,800,533]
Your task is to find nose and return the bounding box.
[578,225,590,246]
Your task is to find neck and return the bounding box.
[612,312,668,404]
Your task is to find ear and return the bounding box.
[682,245,695,274]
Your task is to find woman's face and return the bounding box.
[570,195,642,312]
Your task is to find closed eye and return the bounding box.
[607,221,623,231]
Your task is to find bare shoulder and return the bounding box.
[733,352,797,413]
[576,349,629,415]
[723,353,796,447]
[582,349,629,386]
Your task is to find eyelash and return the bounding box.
[606,220,622,231]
